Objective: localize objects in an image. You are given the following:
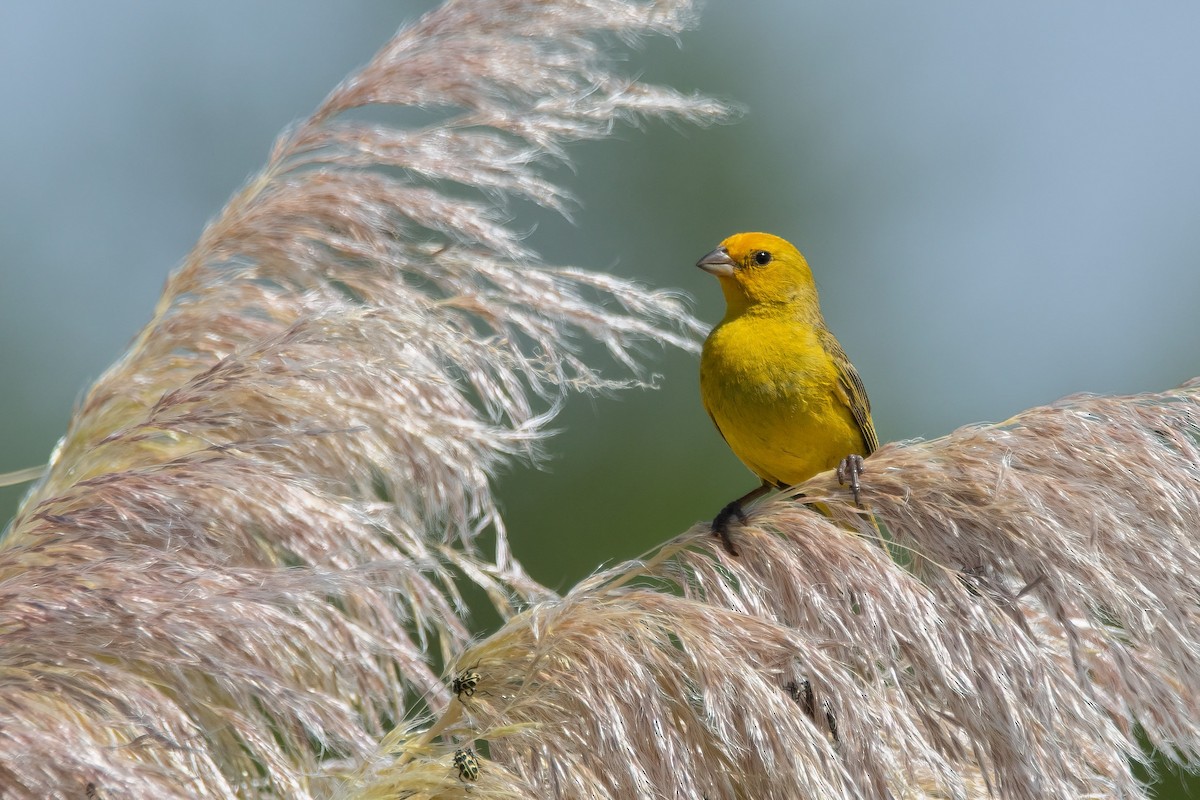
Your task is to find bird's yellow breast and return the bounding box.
[700,310,866,487]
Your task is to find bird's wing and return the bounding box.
[705,408,731,446]
[820,330,879,455]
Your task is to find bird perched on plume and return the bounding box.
[697,232,877,554]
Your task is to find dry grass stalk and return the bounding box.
[351,382,1200,800]
[0,1,727,797]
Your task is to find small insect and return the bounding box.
[451,667,481,700]
[453,747,480,782]
[784,678,816,718]
[785,678,840,744]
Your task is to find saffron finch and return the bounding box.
[697,232,878,554]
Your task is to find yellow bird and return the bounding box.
[697,232,877,554]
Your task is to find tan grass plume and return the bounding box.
[354,384,1200,799]
[0,1,727,797]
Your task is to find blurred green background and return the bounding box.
[1,2,1198,792]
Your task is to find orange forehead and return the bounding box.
[719,232,798,261]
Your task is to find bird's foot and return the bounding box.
[711,501,746,556]
[836,454,866,506]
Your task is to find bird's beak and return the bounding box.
[696,246,735,277]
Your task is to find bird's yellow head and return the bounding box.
[696,232,819,318]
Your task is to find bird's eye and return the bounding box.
[753,250,772,266]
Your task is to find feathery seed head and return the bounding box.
[0,0,729,796]
[346,380,1200,799]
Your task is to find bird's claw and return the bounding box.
[711,501,746,556]
[836,453,866,506]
